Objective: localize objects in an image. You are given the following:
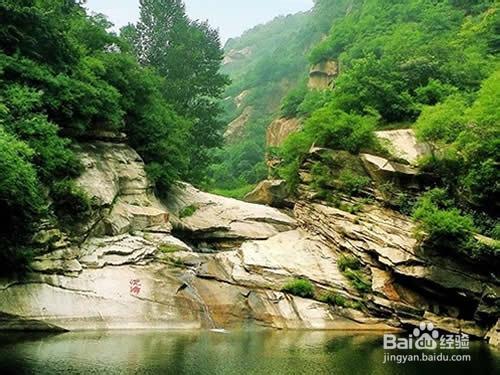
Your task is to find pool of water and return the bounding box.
[0,330,498,374]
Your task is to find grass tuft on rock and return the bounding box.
[179,204,198,218]
[282,278,315,298]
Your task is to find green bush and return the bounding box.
[282,278,315,298]
[415,71,499,213]
[304,108,377,153]
[159,244,181,254]
[412,189,499,265]
[310,162,331,190]
[344,269,372,293]
[337,255,361,272]
[51,179,92,224]
[281,84,307,118]
[210,184,256,200]
[179,204,198,218]
[319,293,347,307]
[415,95,468,143]
[337,170,370,196]
[0,128,45,273]
[278,110,377,191]
[319,293,363,310]
[413,189,475,249]
[337,254,371,293]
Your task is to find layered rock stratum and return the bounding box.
[0,136,498,347]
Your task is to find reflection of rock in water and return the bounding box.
[1,331,497,375]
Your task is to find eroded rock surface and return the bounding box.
[244,179,289,207]
[375,129,430,165]
[224,106,253,142]
[308,60,339,90]
[266,117,301,148]
[75,141,171,237]
[1,140,497,344]
[165,182,296,244]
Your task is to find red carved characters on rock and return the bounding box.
[129,279,142,295]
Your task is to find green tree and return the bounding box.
[0,127,45,271]
[127,0,229,182]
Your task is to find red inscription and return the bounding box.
[129,279,142,295]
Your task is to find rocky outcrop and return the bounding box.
[172,229,398,330]
[223,47,252,65]
[289,143,499,340]
[234,90,249,109]
[165,182,296,246]
[0,138,497,342]
[75,141,171,238]
[308,60,338,90]
[375,129,430,165]
[360,153,424,189]
[244,179,289,207]
[224,106,253,142]
[266,117,301,148]
[0,228,396,331]
[293,200,499,338]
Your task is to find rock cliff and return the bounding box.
[308,60,339,90]
[0,137,498,346]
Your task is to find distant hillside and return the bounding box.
[206,0,354,194]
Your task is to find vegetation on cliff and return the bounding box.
[0,0,226,272]
[204,0,354,194]
[275,0,498,252]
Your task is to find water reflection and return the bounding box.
[0,330,498,374]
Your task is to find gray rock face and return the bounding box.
[1,141,497,343]
[375,129,430,165]
[75,142,171,236]
[165,182,296,244]
[244,179,289,207]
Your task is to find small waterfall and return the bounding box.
[180,273,217,330]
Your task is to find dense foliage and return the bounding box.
[274,0,498,258]
[122,0,229,182]
[0,0,225,272]
[204,0,355,194]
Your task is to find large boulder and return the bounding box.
[360,153,423,189]
[375,129,430,165]
[244,179,289,207]
[165,183,296,245]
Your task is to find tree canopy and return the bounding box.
[0,0,226,272]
